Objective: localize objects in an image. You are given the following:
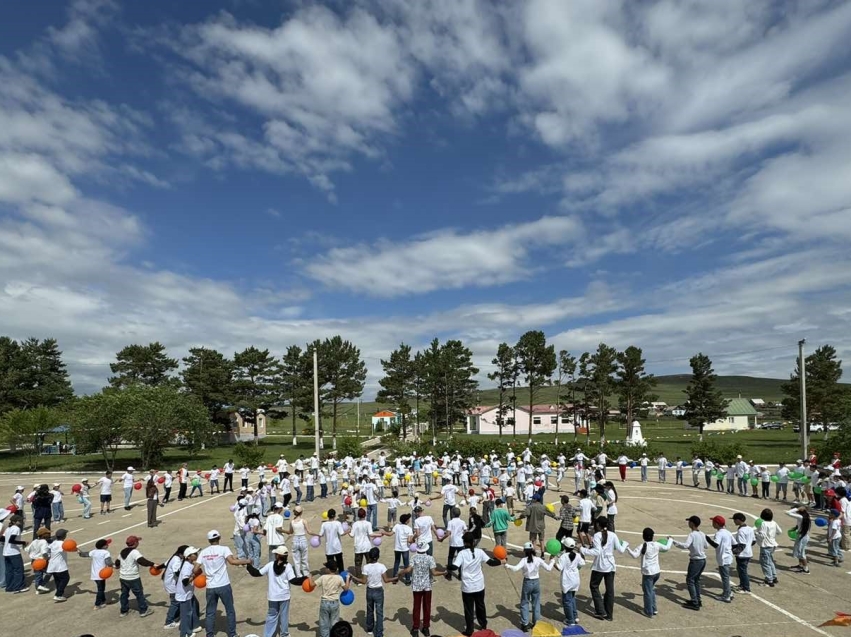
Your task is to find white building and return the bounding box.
[685,398,758,432]
[465,405,586,435]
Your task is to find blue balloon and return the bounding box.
[340,589,355,605]
[629,462,636,468]
[815,517,828,527]
[284,509,291,518]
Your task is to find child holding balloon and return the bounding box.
[77,539,113,609]
[46,528,72,601]
[25,527,52,593]
[309,560,352,637]
[626,527,670,617]
[349,547,399,637]
[316,508,349,574]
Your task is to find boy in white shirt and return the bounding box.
[731,512,754,593]
[828,509,843,566]
[209,467,221,494]
[78,538,113,608]
[706,515,734,603]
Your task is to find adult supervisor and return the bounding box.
[195,529,251,637]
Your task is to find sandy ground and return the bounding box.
[1,468,849,637]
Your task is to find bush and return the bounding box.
[690,439,747,465]
[335,437,362,459]
[234,442,266,468]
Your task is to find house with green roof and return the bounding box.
[704,397,758,431]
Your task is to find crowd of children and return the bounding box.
[2,445,849,637]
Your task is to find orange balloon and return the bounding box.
[149,565,164,576]
[62,539,77,552]
[302,578,316,593]
[193,574,207,589]
[99,566,114,580]
[493,545,507,560]
[32,558,48,571]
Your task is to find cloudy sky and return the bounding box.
[1,0,850,396]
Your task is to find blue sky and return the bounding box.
[1,0,850,395]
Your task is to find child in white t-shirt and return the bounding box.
[78,539,113,608]
[828,510,843,566]
[25,527,51,592]
[350,547,397,637]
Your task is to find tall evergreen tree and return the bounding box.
[377,343,414,440]
[586,343,619,442]
[109,342,178,389]
[181,347,233,423]
[487,343,516,440]
[617,346,657,425]
[232,346,278,443]
[781,344,844,437]
[316,336,367,450]
[514,330,556,444]
[555,350,577,445]
[279,345,312,445]
[682,353,728,440]
[412,352,426,439]
[441,339,479,437]
[0,337,73,412]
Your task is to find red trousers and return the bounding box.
[619,465,627,481]
[413,590,432,629]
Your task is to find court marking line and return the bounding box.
[78,492,228,547]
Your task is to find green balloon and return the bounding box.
[801,477,811,484]
[743,473,750,480]
[814,486,822,494]
[770,475,779,482]
[788,528,798,540]
[545,539,562,557]
[754,518,763,528]
[750,478,758,486]
[657,537,669,546]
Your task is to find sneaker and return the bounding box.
[164,622,179,629]
[14,587,30,594]
[37,585,50,593]
[422,629,430,637]
[139,609,154,617]
[192,627,202,634]
[758,581,774,587]
[53,595,67,602]
[720,596,733,603]
[682,601,699,611]
[800,569,810,575]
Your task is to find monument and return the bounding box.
[627,419,646,447]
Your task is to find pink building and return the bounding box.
[465,404,586,435]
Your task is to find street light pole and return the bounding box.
[313,348,320,460]
[799,339,807,461]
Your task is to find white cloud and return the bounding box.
[305,216,583,296]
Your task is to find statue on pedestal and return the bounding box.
[627,419,646,447]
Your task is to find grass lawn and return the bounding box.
[0,436,368,473]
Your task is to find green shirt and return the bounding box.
[487,508,513,533]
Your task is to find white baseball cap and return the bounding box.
[183,546,201,557]
[127,466,135,471]
[561,537,576,549]
[273,546,289,556]
[207,530,221,540]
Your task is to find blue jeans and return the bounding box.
[640,467,647,481]
[318,599,340,637]
[718,564,731,600]
[562,590,577,624]
[95,579,106,607]
[307,486,315,501]
[124,486,133,508]
[52,502,64,520]
[180,597,200,637]
[81,496,92,518]
[233,533,247,560]
[265,599,291,637]
[119,577,148,613]
[320,483,328,498]
[295,487,302,504]
[205,584,237,637]
[442,504,453,528]
[368,504,378,531]
[641,573,659,616]
[392,550,409,581]
[735,556,751,590]
[165,593,180,625]
[759,547,776,581]
[686,559,705,605]
[248,535,262,569]
[520,578,541,626]
[4,554,25,592]
[366,587,385,637]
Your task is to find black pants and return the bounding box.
[163,487,172,503]
[224,474,233,492]
[241,478,249,489]
[327,552,345,574]
[32,509,51,538]
[461,590,487,635]
[53,569,70,597]
[446,546,461,580]
[556,527,574,541]
[178,483,187,500]
[283,493,292,508]
[590,570,615,618]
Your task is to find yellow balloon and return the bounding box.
[573,516,579,524]
[322,511,329,520]
[342,482,349,489]
[432,471,439,478]
[514,518,523,527]
[359,499,367,507]
[545,503,555,514]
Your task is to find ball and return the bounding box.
[408,543,418,553]
[157,477,165,484]
[815,517,828,527]
[133,482,142,491]
[194,574,207,588]
[788,529,798,540]
[372,536,382,546]
[62,539,77,552]
[341,522,350,533]
[436,529,445,540]
[425,500,432,507]
[322,511,329,520]
[99,566,114,579]
[71,484,82,493]
[754,518,763,528]
[149,565,163,576]
[32,558,48,571]
[545,539,562,556]
[229,505,237,512]
[310,536,321,548]
[302,578,316,593]
[284,509,291,518]
[514,519,523,527]
[340,589,355,605]
[493,545,507,560]
[359,499,367,507]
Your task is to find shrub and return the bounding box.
[335,437,362,459]
[234,442,266,468]
[690,439,747,465]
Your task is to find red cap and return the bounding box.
[125,535,142,547]
[710,515,726,526]
[825,489,836,497]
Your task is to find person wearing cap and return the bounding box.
[25,526,52,593]
[554,536,584,627]
[78,478,93,519]
[246,545,306,637]
[398,539,446,637]
[10,486,24,524]
[639,453,649,482]
[3,514,28,592]
[115,535,156,616]
[504,541,554,631]
[195,529,251,637]
[50,483,66,522]
[173,546,202,637]
[669,516,708,610]
[121,467,138,510]
[706,515,734,602]
[77,539,113,609]
[146,470,160,528]
[95,471,115,516]
[731,513,754,593]
[284,505,312,578]
[828,508,843,567]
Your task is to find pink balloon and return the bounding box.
[424,500,432,507]
[408,543,418,553]
[341,522,350,533]
[436,529,445,540]
[372,536,382,546]
[243,524,251,533]
[229,504,237,512]
[310,536,321,548]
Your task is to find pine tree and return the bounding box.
[181,347,233,423]
[232,346,278,443]
[280,345,312,445]
[109,342,178,389]
[781,344,844,437]
[487,343,515,440]
[377,343,414,440]
[316,336,367,450]
[617,346,657,425]
[555,350,576,445]
[586,343,619,442]
[514,330,556,444]
[682,353,728,440]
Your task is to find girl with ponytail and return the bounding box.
[581,516,628,621]
[162,545,189,628]
[505,541,554,631]
[627,527,670,617]
[555,537,585,627]
[449,532,502,636]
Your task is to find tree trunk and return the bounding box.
[291,403,298,446]
[332,401,338,450]
[555,381,560,445]
[528,387,534,445]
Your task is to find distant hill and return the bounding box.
[475,375,788,407]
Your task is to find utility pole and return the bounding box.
[356,398,360,443]
[799,339,807,462]
[313,348,320,460]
